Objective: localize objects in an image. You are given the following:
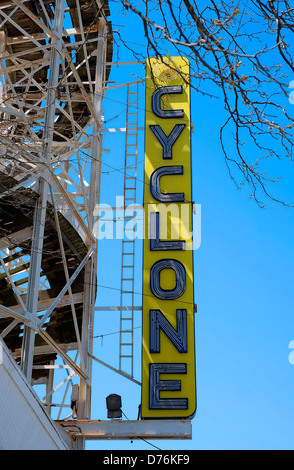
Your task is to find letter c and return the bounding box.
[150,165,184,203]
[152,86,184,119]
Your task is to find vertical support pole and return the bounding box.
[46,360,55,417]
[20,0,66,381]
[75,20,107,450]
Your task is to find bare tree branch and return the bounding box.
[114,0,294,207]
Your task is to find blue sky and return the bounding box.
[84,2,294,451]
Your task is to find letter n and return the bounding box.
[150,309,187,353]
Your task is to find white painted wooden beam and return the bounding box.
[57,419,192,440]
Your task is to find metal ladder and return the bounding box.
[119,83,139,377]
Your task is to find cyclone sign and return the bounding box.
[141,57,196,419]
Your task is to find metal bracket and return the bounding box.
[26,311,40,331]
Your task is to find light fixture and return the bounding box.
[106,394,122,419]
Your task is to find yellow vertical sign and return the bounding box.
[142,57,196,419]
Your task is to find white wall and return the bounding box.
[0,338,70,450]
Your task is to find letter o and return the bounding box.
[150,259,186,300]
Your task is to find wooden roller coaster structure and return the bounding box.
[0,0,113,438]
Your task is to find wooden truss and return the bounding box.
[0,0,113,439]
